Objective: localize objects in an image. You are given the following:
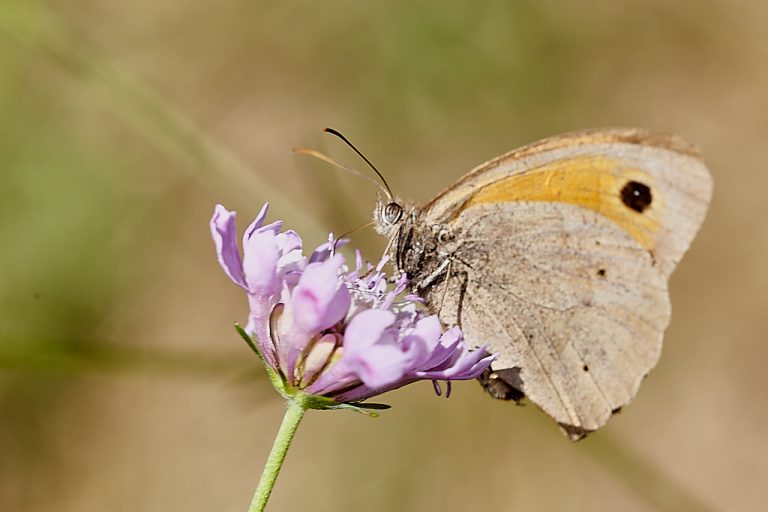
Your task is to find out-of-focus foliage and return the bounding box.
[1,1,766,511]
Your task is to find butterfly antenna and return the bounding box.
[323,127,394,200]
[332,219,375,254]
[292,147,389,197]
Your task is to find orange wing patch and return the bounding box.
[458,156,663,251]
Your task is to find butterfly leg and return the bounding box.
[413,257,452,292]
[436,259,454,315]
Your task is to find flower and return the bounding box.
[211,203,494,406]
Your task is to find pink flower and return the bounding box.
[211,203,494,406]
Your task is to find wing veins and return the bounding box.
[464,287,580,426]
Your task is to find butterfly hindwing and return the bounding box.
[420,201,669,438]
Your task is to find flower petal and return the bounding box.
[242,230,281,296]
[412,316,442,349]
[343,308,395,351]
[348,343,408,388]
[418,347,494,380]
[275,230,302,254]
[299,333,340,387]
[340,309,411,388]
[309,238,348,263]
[418,325,464,369]
[242,203,272,243]
[210,205,247,289]
[291,255,350,332]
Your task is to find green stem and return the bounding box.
[248,398,307,512]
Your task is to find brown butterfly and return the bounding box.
[372,128,712,439]
[304,128,712,439]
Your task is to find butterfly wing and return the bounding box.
[422,128,712,279]
[428,200,671,438]
[411,129,712,438]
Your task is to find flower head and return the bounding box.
[211,203,494,407]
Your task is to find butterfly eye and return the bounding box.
[383,202,403,225]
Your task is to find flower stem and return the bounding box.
[248,398,307,512]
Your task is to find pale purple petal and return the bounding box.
[342,309,409,388]
[417,325,464,369]
[337,347,492,402]
[275,230,302,254]
[291,255,350,332]
[303,309,397,395]
[438,326,463,347]
[348,343,408,388]
[304,366,360,397]
[258,220,284,236]
[395,315,441,368]
[463,352,496,376]
[343,308,396,351]
[332,374,416,402]
[210,204,247,289]
[309,238,348,263]
[411,316,442,349]
[275,231,306,284]
[242,230,281,296]
[246,291,279,367]
[399,333,429,371]
[332,384,378,403]
[242,203,272,243]
[418,348,494,380]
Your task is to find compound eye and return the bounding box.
[383,202,403,225]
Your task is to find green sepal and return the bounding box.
[355,402,392,410]
[234,323,288,396]
[234,323,262,357]
[233,324,392,417]
[292,392,390,417]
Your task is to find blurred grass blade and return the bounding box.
[0,340,261,379]
[0,0,319,231]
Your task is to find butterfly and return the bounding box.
[366,128,713,440]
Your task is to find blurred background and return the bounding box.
[1,0,766,510]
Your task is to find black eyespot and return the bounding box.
[620,181,652,213]
[383,202,403,224]
[597,268,606,277]
[583,365,589,372]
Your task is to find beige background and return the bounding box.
[1,1,766,511]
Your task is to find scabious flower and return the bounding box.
[210,203,494,407]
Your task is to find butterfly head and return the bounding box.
[373,197,406,237]
[373,196,437,277]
